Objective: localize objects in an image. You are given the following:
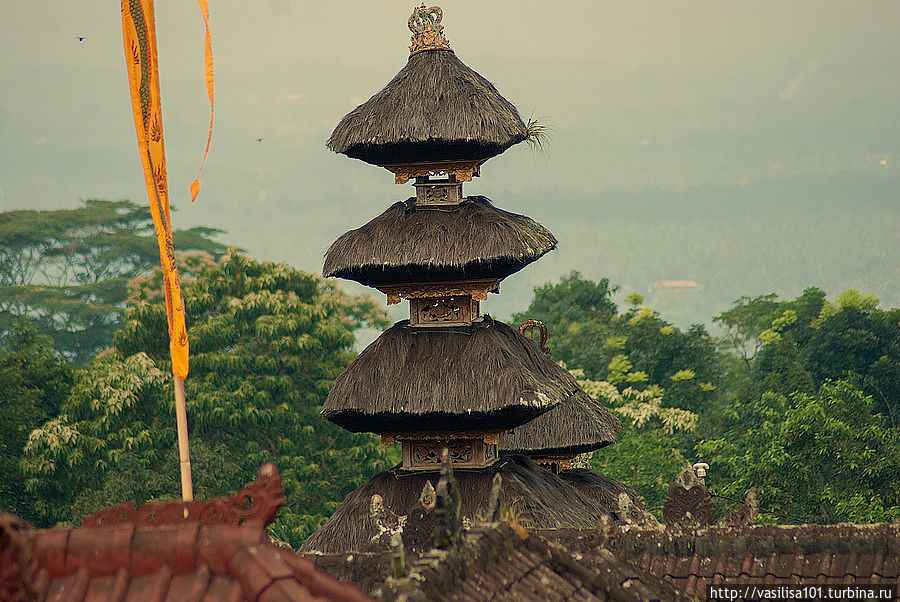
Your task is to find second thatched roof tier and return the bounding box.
[322,316,578,433]
[327,50,527,166]
[500,389,623,456]
[323,196,557,286]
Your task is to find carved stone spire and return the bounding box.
[433,449,462,548]
[408,5,451,55]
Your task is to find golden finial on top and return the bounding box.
[408,4,451,55]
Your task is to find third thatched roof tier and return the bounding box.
[321,316,577,433]
[499,389,623,456]
[326,49,527,167]
[323,196,557,286]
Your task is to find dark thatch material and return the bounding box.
[327,50,527,166]
[558,469,640,520]
[299,455,629,554]
[322,196,557,286]
[500,389,623,456]
[322,316,577,433]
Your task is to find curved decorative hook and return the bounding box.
[519,319,550,354]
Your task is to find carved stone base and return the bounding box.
[400,438,498,471]
[413,175,462,205]
[409,295,479,327]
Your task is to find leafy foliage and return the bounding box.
[0,320,73,520]
[718,288,900,426]
[512,271,723,414]
[697,380,900,523]
[0,200,229,363]
[23,251,396,545]
[578,373,698,515]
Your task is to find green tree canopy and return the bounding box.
[513,271,722,414]
[697,380,900,523]
[23,251,396,546]
[0,199,229,363]
[0,320,73,520]
[717,288,900,426]
[579,374,699,515]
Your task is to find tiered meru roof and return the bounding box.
[327,49,527,166]
[322,317,577,433]
[323,196,557,285]
[500,390,623,456]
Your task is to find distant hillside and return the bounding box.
[477,172,899,329]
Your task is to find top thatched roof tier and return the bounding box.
[323,196,557,286]
[326,48,527,167]
[322,316,581,433]
[500,389,623,456]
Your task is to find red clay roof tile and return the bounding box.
[166,565,212,601]
[66,524,134,576]
[3,466,374,602]
[34,527,70,577]
[202,575,243,602]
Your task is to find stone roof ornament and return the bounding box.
[409,5,451,55]
[692,461,709,485]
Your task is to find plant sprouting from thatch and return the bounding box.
[523,117,555,157]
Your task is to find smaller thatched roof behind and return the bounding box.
[323,196,557,286]
[323,317,577,433]
[500,390,622,456]
[299,455,628,554]
[327,50,527,166]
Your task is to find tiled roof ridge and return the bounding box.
[539,523,900,555]
[6,464,377,601]
[81,463,285,529]
[379,522,696,601]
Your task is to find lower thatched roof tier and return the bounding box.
[500,390,623,456]
[323,196,557,286]
[558,469,640,516]
[299,455,628,554]
[326,50,527,167]
[322,316,576,433]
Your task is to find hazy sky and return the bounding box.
[1,1,898,323]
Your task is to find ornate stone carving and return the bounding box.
[400,438,499,470]
[385,160,481,184]
[414,177,462,206]
[533,455,574,472]
[82,463,284,528]
[408,5,451,55]
[410,295,478,327]
[662,461,714,528]
[382,430,503,446]
[378,279,499,305]
[412,441,472,465]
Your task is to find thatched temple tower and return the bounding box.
[301,5,630,554]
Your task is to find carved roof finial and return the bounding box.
[433,448,462,549]
[409,5,451,55]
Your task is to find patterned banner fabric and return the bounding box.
[190,0,214,203]
[121,0,189,378]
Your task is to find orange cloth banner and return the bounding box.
[190,0,214,203]
[121,0,189,378]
